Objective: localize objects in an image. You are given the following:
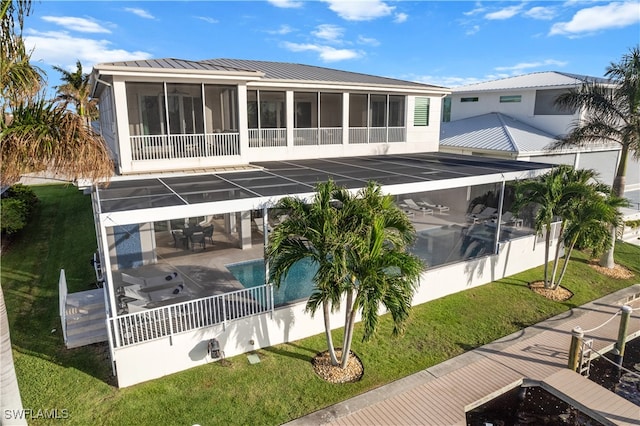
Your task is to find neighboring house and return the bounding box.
[63,59,557,387]
[441,72,640,193]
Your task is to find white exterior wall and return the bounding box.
[449,90,580,136]
[107,74,445,174]
[112,233,550,388]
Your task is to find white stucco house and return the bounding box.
[60,59,557,387]
[439,71,640,202]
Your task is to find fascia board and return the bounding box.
[248,80,450,95]
[93,66,264,80]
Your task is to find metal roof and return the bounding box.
[453,71,611,93]
[92,57,443,90]
[94,58,258,74]
[96,152,552,216]
[202,58,441,89]
[440,113,557,154]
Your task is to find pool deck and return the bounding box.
[287,284,640,426]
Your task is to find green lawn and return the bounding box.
[2,185,639,425]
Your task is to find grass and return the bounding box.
[2,184,639,425]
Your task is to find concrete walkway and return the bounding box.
[289,284,640,426]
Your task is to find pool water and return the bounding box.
[226,258,318,306]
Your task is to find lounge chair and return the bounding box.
[494,211,523,227]
[402,199,434,215]
[467,207,497,223]
[419,197,450,214]
[121,271,183,288]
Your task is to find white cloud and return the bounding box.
[466,25,480,35]
[494,59,568,72]
[312,24,344,43]
[196,16,219,24]
[484,4,525,20]
[550,2,640,36]
[41,16,111,33]
[524,6,557,20]
[322,0,394,21]
[24,29,152,70]
[282,41,362,61]
[409,74,483,88]
[268,0,303,8]
[357,35,380,46]
[124,8,155,20]
[394,12,408,23]
[463,2,486,16]
[267,24,295,35]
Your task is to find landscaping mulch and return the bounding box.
[589,261,634,280]
[312,349,364,383]
[529,281,573,302]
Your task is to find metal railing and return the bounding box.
[58,269,68,345]
[348,127,406,144]
[130,132,240,161]
[248,128,287,148]
[108,285,270,348]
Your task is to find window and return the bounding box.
[534,89,576,115]
[294,92,317,128]
[349,94,368,127]
[166,84,204,135]
[442,97,451,122]
[499,95,521,103]
[248,90,286,129]
[320,93,342,127]
[204,85,237,132]
[414,97,430,126]
[370,94,387,127]
[460,97,479,103]
[388,95,405,127]
[126,82,166,136]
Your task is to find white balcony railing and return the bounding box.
[348,127,406,144]
[248,129,287,148]
[130,132,240,161]
[108,285,270,348]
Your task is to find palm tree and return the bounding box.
[53,60,98,124]
[0,1,114,186]
[554,46,640,268]
[1,1,112,420]
[267,181,424,369]
[514,166,602,290]
[556,191,626,286]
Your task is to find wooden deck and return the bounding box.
[290,285,640,426]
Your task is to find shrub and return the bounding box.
[1,198,27,234]
[5,184,38,211]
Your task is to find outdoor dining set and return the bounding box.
[171,224,214,251]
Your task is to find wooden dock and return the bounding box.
[290,284,640,426]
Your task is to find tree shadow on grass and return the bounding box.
[261,342,318,363]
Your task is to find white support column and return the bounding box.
[112,78,132,173]
[286,90,294,147]
[237,83,249,157]
[342,92,349,145]
[239,210,252,250]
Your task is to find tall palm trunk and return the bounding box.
[557,237,579,288]
[0,286,26,425]
[600,142,628,268]
[543,225,551,287]
[549,220,566,290]
[322,301,338,366]
[340,289,357,369]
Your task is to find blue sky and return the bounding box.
[23,0,640,91]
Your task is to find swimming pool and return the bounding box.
[226,258,318,306]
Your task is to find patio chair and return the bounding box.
[202,225,214,244]
[172,230,188,250]
[495,211,523,227]
[402,199,434,215]
[419,197,450,214]
[190,231,206,251]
